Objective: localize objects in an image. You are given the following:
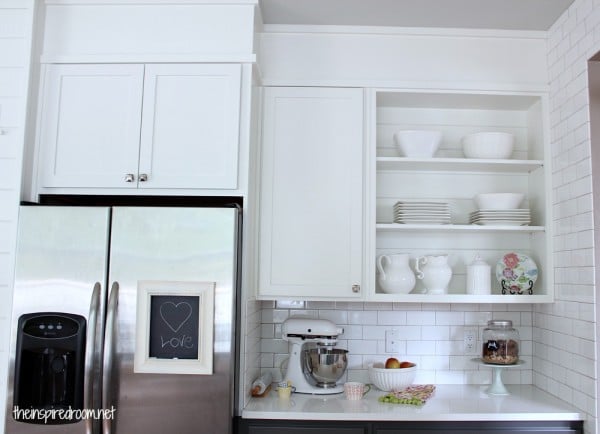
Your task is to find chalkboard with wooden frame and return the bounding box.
[134,280,215,375]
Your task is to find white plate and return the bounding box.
[471,210,530,214]
[394,221,452,225]
[470,213,530,219]
[471,220,529,226]
[395,218,451,223]
[477,209,529,213]
[395,211,451,216]
[395,201,449,205]
[394,206,450,211]
[470,216,530,220]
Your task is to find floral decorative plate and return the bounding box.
[495,252,538,295]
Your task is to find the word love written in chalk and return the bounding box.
[149,295,199,359]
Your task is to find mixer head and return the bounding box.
[282,317,344,345]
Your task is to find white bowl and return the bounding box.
[368,362,417,391]
[393,130,442,158]
[475,193,525,210]
[462,132,514,159]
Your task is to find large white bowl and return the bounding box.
[368,362,416,391]
[393,130,442,158]
[462,132,514,159]
[475,193,525,210]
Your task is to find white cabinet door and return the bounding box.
[38,64,144,188]
[259,87,364,299]
[138,64,241,189]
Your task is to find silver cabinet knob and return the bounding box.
[139,173,148,182]
[352,284,360,293]
[124,173,135,183]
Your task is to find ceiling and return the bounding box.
[259,0,575,31]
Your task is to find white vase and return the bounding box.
[376,254,416,294]
[415,255,452,295]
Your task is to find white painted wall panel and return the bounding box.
[0,1,34,431]
[260,29,548,90]
[42,3,256,61]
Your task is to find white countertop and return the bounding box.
[242,384,584,421]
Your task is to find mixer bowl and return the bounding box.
[302,347,348,388]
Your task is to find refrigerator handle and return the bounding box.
[85,282,101,434]
[102,281,119,434]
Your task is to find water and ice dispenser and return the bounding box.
[13,313,86,424]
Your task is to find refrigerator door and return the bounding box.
[5,206,110,434]
[104,207,238,434]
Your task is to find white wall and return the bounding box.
[0,0,34,431]
[540,1,600,433]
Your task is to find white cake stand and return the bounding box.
[471,358,525,395]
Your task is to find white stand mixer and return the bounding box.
[282,317,347,394]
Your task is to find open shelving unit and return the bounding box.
[366,89,553,303]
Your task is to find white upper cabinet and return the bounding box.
[38,64,144,189]
[258,87,364,299]
[139,64,241,189]
[37,63,241,191]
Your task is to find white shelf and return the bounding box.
[369,293,553,304]
[376,223,545,232]
[376,157,544,173]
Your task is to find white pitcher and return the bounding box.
[415,255,452,295]
[376,254,416,294]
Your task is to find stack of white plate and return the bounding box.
[393,201,451,224]
[469,209,530,226]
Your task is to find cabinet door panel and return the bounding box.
[38,64,144,188]
[259,87,363,298]
[138,64,241,189]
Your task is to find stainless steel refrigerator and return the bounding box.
[4,205,240,434]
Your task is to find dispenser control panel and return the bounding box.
[22,315,80,339]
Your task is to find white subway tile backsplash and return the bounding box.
[464,311,493,325]
[377,310,407,325]
[260,353,274,368]
[406,311,435,325]
[260,323,274,339]
[435,311,464,325]
[347,339,377,355]
[318,309,348,324]
[419,355,448,370]
[260,338,288,354]
[340,324,363,340]
[348,310,378,325]
[422,326,450,341]
[362,325,387,340]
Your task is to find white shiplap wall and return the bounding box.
[0,1,34,431]
[540,1,600,434]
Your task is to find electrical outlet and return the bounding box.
[385,330,400,353]
[463,327,478,355]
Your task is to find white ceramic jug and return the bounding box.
[415,255,452,294]
[376,254,416,294]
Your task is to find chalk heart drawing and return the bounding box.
[160,302,193,333]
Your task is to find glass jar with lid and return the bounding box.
[481,320,519,365]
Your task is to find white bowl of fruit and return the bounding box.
[368,357,417,391]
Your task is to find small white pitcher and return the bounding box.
[376,254,416,294]
[415,255,452,295]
